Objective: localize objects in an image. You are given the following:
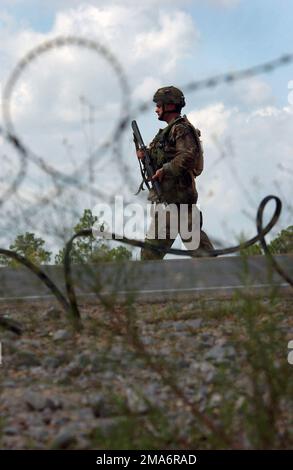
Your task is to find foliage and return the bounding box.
[91,408,173,450]
[0,232,51,267]
[210,292,293,449]
[240,242,263,256]
[91,292,292,450]
[0,209,131,267]
[91,244,132,262]
[267,225,293,254]
[55,209,131,264]
[239,225,292,256]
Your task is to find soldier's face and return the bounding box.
[155,102,178,121]
[155,103,164,121]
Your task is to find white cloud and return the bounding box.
[188,103,235,148]
[0,2,200,241]
[54,4,130,40]
[0,0,291,250]
[189,101,293,240]
[132,77,162,102]
[232,78,273,108]
[207,0,240,6]
[248,105,286,119]
[134,11,199,73]
[0,1,200,154]
[0,0,236,8]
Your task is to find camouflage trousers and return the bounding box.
[141,203,214,260]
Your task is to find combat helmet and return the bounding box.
[153,86,186,108]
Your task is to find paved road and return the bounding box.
[0,255,292,303]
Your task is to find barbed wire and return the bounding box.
[0,36,292,456]
[185,53,293,91]
[63,195,285,324]
[135,53,293,113]
[0,36,132,206]
[2,38,293,209]
[0,36,292,329]
[1,38,292,213]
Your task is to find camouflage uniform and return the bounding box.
[141,87,214,260]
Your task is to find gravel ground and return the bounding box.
[0,295,292,449]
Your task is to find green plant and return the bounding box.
[55,209,131,264]
[0,232,52,267]
[268,225,293,254]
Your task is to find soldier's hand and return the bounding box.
[136,149,145,160]
[152,168,165,182]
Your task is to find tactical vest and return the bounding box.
[149,115,204,177]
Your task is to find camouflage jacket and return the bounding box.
[148,115,204,204]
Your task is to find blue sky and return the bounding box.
[188,0,293,105]
[2,0,292,106]
[0,2,54,32]
[0,0,292,253]
[4,1,293,77]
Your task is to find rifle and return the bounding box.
[132,120,163,202]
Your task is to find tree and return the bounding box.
[91,243,132,262]
[55,209,132,264]
[55,209,99,264]
[239,225,293,256]
[267,225,293,254]
[0,232,52,267]
[240,243,263,256]
[238,231,263,256]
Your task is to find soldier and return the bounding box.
[136,86,214,260]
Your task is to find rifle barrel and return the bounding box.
[132,120,162,200]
